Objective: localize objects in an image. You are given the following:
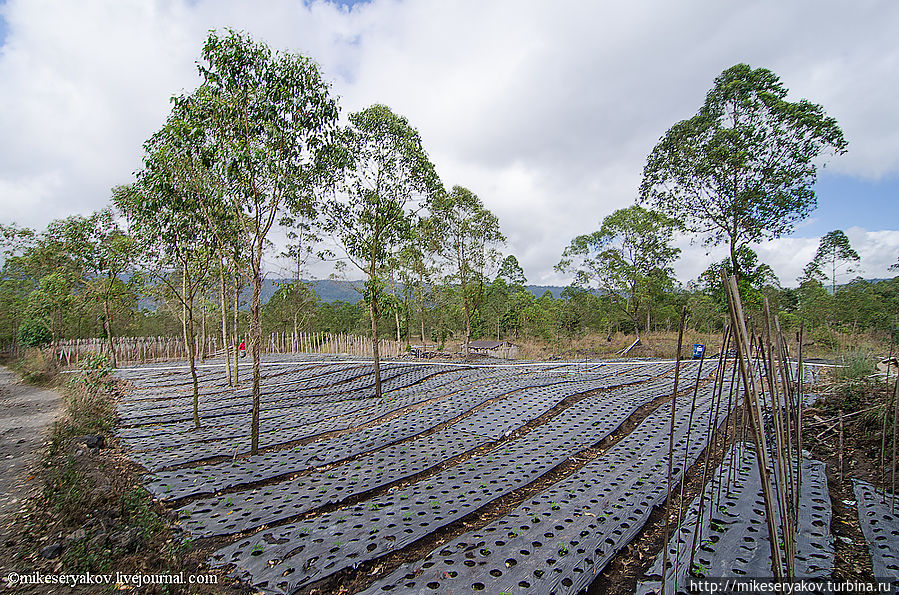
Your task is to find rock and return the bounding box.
[75,435,105,449]
[109,527,143,552]
[122,527,143,551]
[40,543,62,559]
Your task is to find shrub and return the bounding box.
[74,352,113,391]
[826,349,877,412]
[14,347,58,384]
[18,318,52,347]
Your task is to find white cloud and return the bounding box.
[1,0,898,287]
[669,229,899,289]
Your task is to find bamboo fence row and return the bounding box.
[5,332,405,366]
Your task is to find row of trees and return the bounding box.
[3,210,893,353]
[3,34,895,448]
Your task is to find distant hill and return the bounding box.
[138,275,898,311]
[257,279,567,305]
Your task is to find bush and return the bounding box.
[831,349,877,411]
[74,352,113,391]
[810,326,839,351]
[18,318,52,347]
[14,347,58,384]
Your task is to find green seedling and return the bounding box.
[690,562,709,577]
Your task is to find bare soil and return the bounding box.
[0,366,61,518]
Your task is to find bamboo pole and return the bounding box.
[882,327,894,496]
[661,306,687,595]
[689,324,730,574]
[723,273,784,579]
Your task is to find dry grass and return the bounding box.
[514,327,892,362]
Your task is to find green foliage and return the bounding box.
[17,317,52,347]
[821,349,877,413]
[804,230,860,294]
[496,254,527,287]
[326,104,439,280]
[697,246,779,316]
[640,63,847,280]
[558,205,681,338]
[74,352,113,391]
[428,186,505,350]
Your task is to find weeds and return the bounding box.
[11,347,59,384]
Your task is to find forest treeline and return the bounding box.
[2,30,897,445]
[2,209,897,355]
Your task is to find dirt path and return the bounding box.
[0,366,61,518]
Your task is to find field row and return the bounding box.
[116,356,724,594]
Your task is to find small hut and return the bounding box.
[464,340,518,359]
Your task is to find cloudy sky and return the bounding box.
[1,0,897,287]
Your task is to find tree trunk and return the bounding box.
[250,246,263,455]
[220,262,232,386]
[607,293,613,342]
[418,268,426,344]
[103,278,117,368]
[463,299,471,358]
[370,293,382,399]
[200,304,207,360]
[233,275,240,385]
[394,309,401,343]
[182,262,200,429]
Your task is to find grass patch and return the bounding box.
[10,347,59,385]
[1,352,243,593]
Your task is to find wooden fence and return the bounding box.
[9,333,406,367]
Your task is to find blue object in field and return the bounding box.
[692,344,705,359]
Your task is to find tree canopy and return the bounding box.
[428,186,505,356]
[640,63,847,280]
[325,104,439,396]
[558,205,682,341]
[803,229,860,295]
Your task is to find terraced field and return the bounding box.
[114,355,878,594]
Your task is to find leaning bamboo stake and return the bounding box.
[763,300,795,577]
[723,273,785,579]
[882,328,895,497]
[839,412,845,486]
[774,316,797,521]
[674,343,707,573]
[661,305,687,595]
[892,369,899,513]
[689,324,730,573]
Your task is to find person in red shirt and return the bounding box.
[238,340,246,358]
